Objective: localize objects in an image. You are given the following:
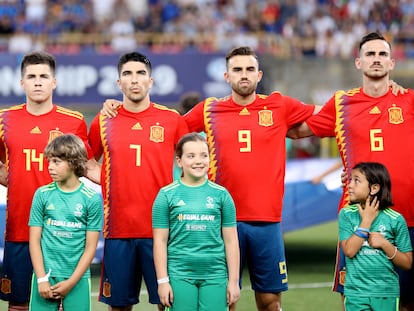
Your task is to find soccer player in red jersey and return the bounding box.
[289,32,414,311]
[183,47,318,311]
[0,52,100,311]
[89,52,188,311]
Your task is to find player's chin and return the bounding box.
[50,175,59,181]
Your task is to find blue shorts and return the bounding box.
[396,227,414,305]
[0,241,32,303]
[99,238,160,307]
[332,241,345,294]
[237,222,288,293]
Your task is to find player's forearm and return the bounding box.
[0,162,7,186]
[286,122,314,139]
[68,232,100,286]
[223,227,240,283]
[29,227,47,278]
[388,249,412,270]
[341,237,364,258]
[153,230,169,279]
[85,159,101,185]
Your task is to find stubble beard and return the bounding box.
[232,83,256,97]
[363,69,388,81]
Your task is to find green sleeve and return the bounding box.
[152,189,170,228]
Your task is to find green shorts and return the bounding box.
[29,274,91,311]
[169,277,228,311]
[344,296,399,311]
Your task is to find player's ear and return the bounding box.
[224,72,230,84]
[176,156,183,168]
[355,57,361,69]
[370,183,380,195]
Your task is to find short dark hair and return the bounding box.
[44,134,88,177]
[225,46,258,67]
[358,32,391,52]
[175,132,209,159]
[20,51,56,77]
[179,91,201,115]
[352,162,393,210]
[117,51,152,76]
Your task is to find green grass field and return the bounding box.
[0,220,342,310]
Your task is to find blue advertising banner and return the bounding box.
[0,53,231,106]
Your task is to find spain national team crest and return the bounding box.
[388,104,404,125]
[102,281,111,297]
[339,270,346,286]
[0,277,11,294]
[150,124,165,143]
[48,129,64,143]
[258,109,273,127]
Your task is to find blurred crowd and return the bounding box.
[1,0,414,58]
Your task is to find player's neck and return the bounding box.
[231,92,256,106]
[362,79,389,98]
[180,175,206,187]
[26,101,54,115]
[56,176,81,192]
[123,98,151,112]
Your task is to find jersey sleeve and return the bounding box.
[183,101,206,132]
[73,116,94,160]
[152,189,170,229]
[306,95,336,137]
[175,115,189,143]
[283,95,315,127]
[88,114,103,160]
[86,191,103,232]
[28,188,45,227]
[395,214,413,253]
[221,190,236,227]
[338,207,354,242]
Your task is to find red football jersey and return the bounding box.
[307,88,414,226]
[0,104,92,241]
[89,103,188,238]
[184,93,315,222]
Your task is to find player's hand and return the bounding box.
[157,282,173,308]
[0,161,8,186]
[311,176,323,184]
[100,99,122,117]
[37,281,54,299]
[368,231,387,249]
[357,196,379,225]
[50,279,74,299]
[227,281,240,305]
[389,79,407,95]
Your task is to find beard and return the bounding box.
[231,81,257,97]
[363,69,388,81]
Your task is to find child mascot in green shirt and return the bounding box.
[339,162,412,311]
[29,134,103,311]
[153,132,240,311]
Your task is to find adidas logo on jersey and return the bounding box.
[131,122,143,130]
[30,126,42,134]
[369,106,381,114]
[177,200,186,206]
[239,107,250,115]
